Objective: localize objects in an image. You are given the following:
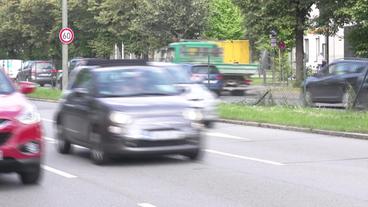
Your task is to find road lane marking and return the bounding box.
[205,149,284,166]
[205,132,251,141]
[42,165,77,178]
[138,203,157,207]
[42,118,54,123]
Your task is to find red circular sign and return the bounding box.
[59,27,74,45]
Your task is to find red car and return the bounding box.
[0,70,42,184]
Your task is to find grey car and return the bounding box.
[54,64,203,165]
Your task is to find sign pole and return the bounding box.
[62,0,68,90]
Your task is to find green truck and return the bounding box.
[166,41,259,95]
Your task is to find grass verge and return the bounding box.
[219,103,368,134]
[27,87,62,101]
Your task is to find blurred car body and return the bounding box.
[17,60,56,87]
[149,62,219,128]
[0,70,42,184]
[303,59,368,108]
[182,64,224,96]
[55,63,203,165]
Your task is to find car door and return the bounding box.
[63,70,94,145]
[309,63,349,102]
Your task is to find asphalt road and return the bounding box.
[1,101,368,207]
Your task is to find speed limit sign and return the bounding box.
[59,27,74,45]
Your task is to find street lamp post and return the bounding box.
[62,0,68,90]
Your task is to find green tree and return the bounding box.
[343,0,368,57]
[204,0,245,40]
[234,0,352,84]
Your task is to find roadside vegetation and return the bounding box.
[219,103,368,133]
[27,87,62,101]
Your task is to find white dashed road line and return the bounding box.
[42,165,78,178]
[205,132,251,141]
[205,149,285,166]
[138,203,157,207]
[42,118,54,123]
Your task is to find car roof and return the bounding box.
[92,65,160,72]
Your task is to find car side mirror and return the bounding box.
[18,81,36,94]
[74,87,89,97]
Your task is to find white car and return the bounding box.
[149,62,219,128]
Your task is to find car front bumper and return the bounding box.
[0,158,41,173]
[104,135,201,157]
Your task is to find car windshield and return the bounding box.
[0,71,14,94]
[36,62,53,72]
[192,66,219,74]
[95,67,179,97]
[164,65,192,84]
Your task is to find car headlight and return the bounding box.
[109,112,133,125]
[183,109,203,121]
[16,105,41,125]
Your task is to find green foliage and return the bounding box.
[0,0,211,60]
[204,0,245,40]
[343,0,368,57]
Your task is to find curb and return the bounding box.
[218,119,368,140]
[29,98,60,103]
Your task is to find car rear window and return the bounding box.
[0,71,14,94]
[35,62,53,72]
[191,66,219,74]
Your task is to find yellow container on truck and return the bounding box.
[215,40,250,64]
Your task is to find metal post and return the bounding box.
[207,55,210,86]
[62,0,68,90]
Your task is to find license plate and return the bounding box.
[203,80,218,84]
[39,74,51,77]
[149,131,182,140]
[0,150,3,160]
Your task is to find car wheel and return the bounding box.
[204,121,214,129]
[19,165,42,185]
[184,149,202,161]
[302,90,314,107]
[231,90,244,96]
[39,83,45,87]
[342,86,356,109]
[214,90,221,97]
[90,132,109,165]
[56,124,72,154]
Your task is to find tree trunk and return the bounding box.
[295,14,305,83]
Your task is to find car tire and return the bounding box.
[56,124,72,154]
[231,90,244,96]
[39,83,45,87]
[342,89,355,110]
[19,165,42,185]
[214,90,221,97]
[302,90,314,107]
[90,132,109,165]
[204,121,214,129]
[184,149,202,161]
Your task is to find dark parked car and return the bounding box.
[0,70,43,184]
[181,64,224,96]
[56,58,103,89]
[54,63,203,165]
[17,60,57,87]
[302,59,368,108]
